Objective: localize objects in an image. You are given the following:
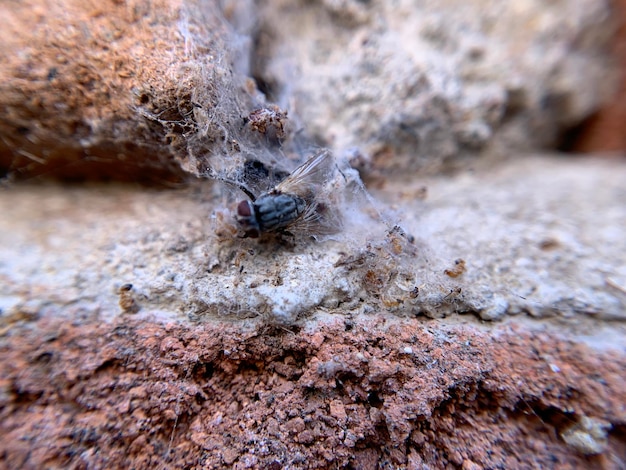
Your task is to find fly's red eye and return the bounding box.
[237,200,252,217]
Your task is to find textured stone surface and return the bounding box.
[2,156,626,469]
[569,0,626,153]
[0,0,619,183]
[2,156,624,326]
[253,0,616,174]
[1,315,625,468]
[1,1,625,468]
[0,0,249,183]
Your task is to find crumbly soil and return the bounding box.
[1,315,625,469]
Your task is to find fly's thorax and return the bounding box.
[255,192,307,232]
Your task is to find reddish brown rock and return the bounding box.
[0,0,243,183]
[1,316,625,468]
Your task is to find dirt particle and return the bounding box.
[285,417,306,434]
[222,447,239,465]
[329,399,347,424]
[462,459,482,470]
[560,416,611,455]
[297,429,315,445]
[118,283,139,314]
[444,258,466,278]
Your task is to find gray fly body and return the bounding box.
[235,150,342,239]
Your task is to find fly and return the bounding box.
[234,150,342,239]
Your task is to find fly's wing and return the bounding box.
[273,150,333,198]
[293,199,343,237]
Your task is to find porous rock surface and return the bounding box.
[1,316,625,469]
[0,0,618,182]
[0,0,245,183]
[570,0,626,153]
[253,0,616,173]
[1,156,626,468]
[1,157,625,325]
[1,0,626,468]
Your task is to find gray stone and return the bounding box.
[251,0,616,174]
[1,156,624,329]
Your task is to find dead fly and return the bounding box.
[233,150,342,239]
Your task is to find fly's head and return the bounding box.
[235,200,260,238]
